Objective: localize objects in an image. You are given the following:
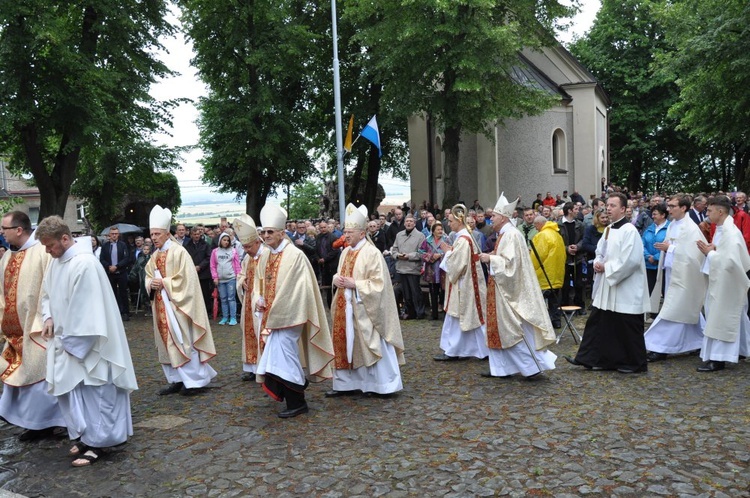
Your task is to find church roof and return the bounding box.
[510,54,572,101]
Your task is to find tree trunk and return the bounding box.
[442,125,461,208]
[347,149,367,205]
[627,157,642,193]
[245,174,270,220]
[363,143,381,214]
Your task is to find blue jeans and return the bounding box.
[218,279,237,320]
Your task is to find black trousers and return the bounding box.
[427,283,444,319]
[199,278,212,316]
[562,264,584,307]
[108,271,130,316]
[543,288,562,325]
[400,273,425,318]
[262,373,307,409]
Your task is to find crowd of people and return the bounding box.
[1,182,749,468]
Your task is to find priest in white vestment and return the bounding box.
[645,194,707,361]
[433,204,489,361]
[480,194,557,378]
[253,204,334,418]
[234,214,264,381]
[37,216,138,467]
[696,196,750,372]
[327,204,405,397]
[0,211,65,441]
[566,193,650,373]
[146,205,217,395]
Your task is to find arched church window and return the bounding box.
[552,129,567,174]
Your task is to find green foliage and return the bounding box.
[288,179,324,220]
[74,141,182,231]
[656,0,750,189]
[180,0,317,219]
[570,0,716,193]
[347,0,569,207]
[0,0,177,219]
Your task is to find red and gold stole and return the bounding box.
[259,251,284,333]
[331,249,361,369]
[243,258,260,363]
[444,236,485,326]
[154,251,171,347]
[486,234,503,349]
[1,251,26,380]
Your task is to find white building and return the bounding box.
[407,43,609,209]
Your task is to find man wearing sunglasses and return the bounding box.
[253,204,334,418]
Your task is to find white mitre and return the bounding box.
[344,203,368,230]
[233,214,259,244]
[492,192,519,218]
[150,205,172,230]
[260,204,287,230]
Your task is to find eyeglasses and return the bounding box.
[260,230,276,235]
[1,226,19,230]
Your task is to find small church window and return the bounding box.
[552,129,567,174]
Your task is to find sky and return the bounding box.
[150,1,601,207]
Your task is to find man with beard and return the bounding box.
[0,211,65,441]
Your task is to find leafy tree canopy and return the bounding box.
[0,1,178,220]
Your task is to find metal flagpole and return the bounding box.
[331,0,346,222]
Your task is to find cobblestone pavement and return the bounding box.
[1,311,749,497]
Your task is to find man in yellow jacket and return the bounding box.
[530,216,566,328]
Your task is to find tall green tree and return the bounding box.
[570,0,685,193]
[657,0,750,190]
[74,140,181,231]
[0,1,177,219]
[180,0,316,219]
[348,0,569,208]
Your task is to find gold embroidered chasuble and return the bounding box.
[487,226,556,350]
[237,249,262,364]
[331,241,405,370]
[0,243,50,386]
[145,240,216,367]
[252,241,333,382]
[444,230,486,332]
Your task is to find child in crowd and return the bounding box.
[211,232,242,325]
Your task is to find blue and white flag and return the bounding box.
[360,115,382,157]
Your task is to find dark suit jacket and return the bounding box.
[184,238,212,280]
[688,208,705,224]
[100,240,131,275]
[315,232,340,272]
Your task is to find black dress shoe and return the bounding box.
[157,382,184,395]
[18,427,55,442]
[180,387,203,396]
[564,355,583,366]
[324,390,359,398]
[617,367,647,374]
[433,353,459,361]
[480,371,512,378]
[697,360,725,372]
[576,309,587,316]
[121,313,130,322]
[241,372,256,382]
[525,372,543,380]
[552,321,561,329]
[647,352,668,362]
[278,403,309,418]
